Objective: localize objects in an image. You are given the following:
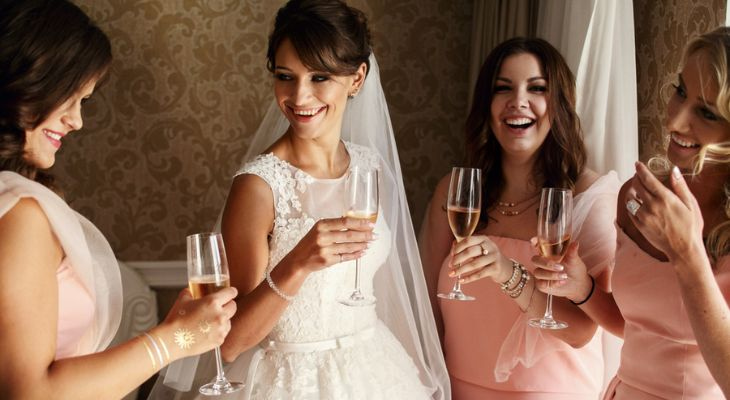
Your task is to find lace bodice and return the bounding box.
[237,142,391,343]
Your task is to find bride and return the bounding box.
[150,0,449,399]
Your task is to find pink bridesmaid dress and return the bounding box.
[606,228,730,399]
[438,172,620,399]
[55,258,96,359]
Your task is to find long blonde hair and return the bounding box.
[682,27,730,262]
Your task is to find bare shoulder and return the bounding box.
[0,198,55,240]
[574,168,601,195]
[222,174,275,231]
[0,197,62,269]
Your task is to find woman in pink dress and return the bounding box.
[420,37,619,399]
[535,27,730,399]
[0,1,237,398]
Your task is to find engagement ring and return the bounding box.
[626,199,641,216]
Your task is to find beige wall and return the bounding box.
[60,0,473,261]
[633,0,726,161]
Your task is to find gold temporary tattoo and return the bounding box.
[141,337,157,369]
[198,320,211,334]
[173,328,196,350]
[154,334,171,361]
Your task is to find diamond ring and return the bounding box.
[626,199,641,216]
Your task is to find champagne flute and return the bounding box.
[437,167,482,301]
[186,232,244,395]
[339,166,378,307]
[528,188,572,330]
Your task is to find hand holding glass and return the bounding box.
[339,166,378,307]
[438,167,482,301]
[186,232,244,395]
[528,188,572,330]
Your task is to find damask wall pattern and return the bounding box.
[58,0,473,261]
[633,0,725,161]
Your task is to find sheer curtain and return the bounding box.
[537,0,638,182]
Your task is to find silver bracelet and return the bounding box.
[266,270,295,301]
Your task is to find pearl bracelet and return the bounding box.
[266,270,295,301]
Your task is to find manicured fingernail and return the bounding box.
[553,264,564,271]
[672,166,681,180]
[560,273,568,279]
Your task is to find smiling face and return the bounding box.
[273,38,365,142]
[665,50,730,170]
[23,79,97,169]
[489,53,551,161]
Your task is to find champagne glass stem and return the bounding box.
[451,275,462,293]
[544,290,555,321]
[354,259,362,296]
[214,347,225,382]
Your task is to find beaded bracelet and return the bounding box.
[570,275,595,305]
[505,264,530,298]
[266,270,295,301]
[499,259,521,290]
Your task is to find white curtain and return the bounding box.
[537,0,638,182]
[537,0,636,393]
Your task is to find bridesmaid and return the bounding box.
[536,27,730,399]
[420,37,619,399]
[0,1,236,399]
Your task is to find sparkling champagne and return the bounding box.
[189,274,230,299]
[346,210,378,223]
[447,206,480,241]
[538,235,571,262]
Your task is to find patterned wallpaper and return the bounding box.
[58,0,473,260]
[633,0,725,161]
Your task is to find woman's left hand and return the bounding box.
[627,162,704,262]
[449,235,513,284]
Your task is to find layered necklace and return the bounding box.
[494,192,540,216]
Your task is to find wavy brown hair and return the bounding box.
[266,0,371,77]
[0,0,112,188]
[465,37,586,225]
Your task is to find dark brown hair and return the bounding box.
[266,0,371,76]
[0,0,112,186]
[465,37,586,225]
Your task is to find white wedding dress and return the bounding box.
[229,141,430,399]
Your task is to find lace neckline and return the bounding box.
[263,141,353,182]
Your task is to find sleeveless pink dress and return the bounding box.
[437,172,620,399]
[55,258,96,359]
[606,228,730,399]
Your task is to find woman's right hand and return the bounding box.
[532,242,592,303]
[154,286,238,362]
[283,216,375,273]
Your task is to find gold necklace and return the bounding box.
[494,193,540,217]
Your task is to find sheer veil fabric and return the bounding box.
[0,171,122,355]
[149,54,450,399]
